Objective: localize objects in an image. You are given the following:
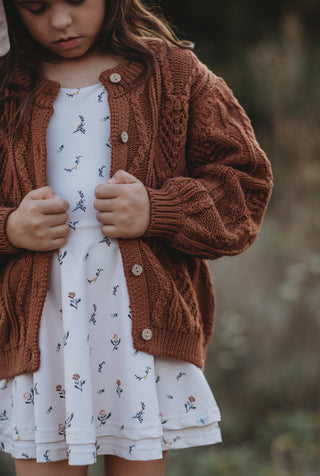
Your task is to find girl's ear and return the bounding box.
[0,0,10,56]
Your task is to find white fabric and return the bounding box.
[0,83,221,465]
[0,0,10,57]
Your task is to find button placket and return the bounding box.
[109,73,121,84]
[120,131,129,143]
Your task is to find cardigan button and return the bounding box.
[131,264,143,276]
[142,328,152,341]
[109,73,121,84]
[120,131,129,143]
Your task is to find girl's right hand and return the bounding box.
[6,186,70,252]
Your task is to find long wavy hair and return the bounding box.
[0,0,193,138]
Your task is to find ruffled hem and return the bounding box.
[0,422,221,465]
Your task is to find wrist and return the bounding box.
[6,210,20,249]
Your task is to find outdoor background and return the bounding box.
[1,0,320,475]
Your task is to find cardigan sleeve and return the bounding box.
[145,63,273,260]
[0,145,21,255]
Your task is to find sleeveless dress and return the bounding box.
[0,83,221,465]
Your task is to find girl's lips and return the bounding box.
[54,37,81,50]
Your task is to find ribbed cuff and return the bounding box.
[0,207,21,254]
[144,186,183,239]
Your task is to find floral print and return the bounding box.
[0,83,221,466]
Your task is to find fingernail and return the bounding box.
[108,177,116,184]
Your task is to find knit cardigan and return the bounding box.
[0,41,273,379]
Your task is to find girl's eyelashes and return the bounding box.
[18,0,85,15]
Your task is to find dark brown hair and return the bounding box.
[0,0,193,137]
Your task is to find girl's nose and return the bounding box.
[50,8,73,30]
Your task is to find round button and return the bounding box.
[109,73,121,84]
[142,328,152,341]
[120,131,129,143]
[131,264,143,276]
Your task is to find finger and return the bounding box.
[95,183,120,199]
[101,225,119,238]
[49,223,70,239]
[93,197,116,212]
[28,186,55,200]
[96,211,115,225]
[36,197,70,214]
[108,170,140,184]
[44,212,69,227]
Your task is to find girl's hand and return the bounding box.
[94,170,150,239]
[6,186,70,251]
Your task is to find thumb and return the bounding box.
[108,170,140,185]
[28,186,56,200]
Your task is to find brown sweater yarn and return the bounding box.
[0,41,273,379]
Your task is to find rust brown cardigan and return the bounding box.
[0,42,273,379]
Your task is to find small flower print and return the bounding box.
[98,409,111,426]
[184,396,196,412]
[63,330,70,346]
[73,114,86,134]
[66,89,80,98]
[0,410,8,421]
[116,379,123,398]
[99,236,111,246]
[100,115,110,122]
[128,309,132,320]
[159,413,168,425]
[129,444,136,455]
[161,435,181,447]
[34,383,40,396]
[0,380,8,391]
[106,141,111,148]
[66,412,74,428]
[120,425,125,431]
[84,253,89,261]
[73,373,86,391]
[43,450,50,462]
[64,155,82,173]
[132,402,145,423]
[87,268,103,284]
[110,312,118,318]
[0,441,5,451]
[21,453,30,459]
[97,388,105,395]
[97,91,105,102]
[56,385,66,399]
[134,366,152,381]
[57,144,64,154]
[89,304,97,325]
[57,249,67,265]
[176,372,187,381]
[72,190,86,212]
[166,393,173,400]
[14,425,20,440]
[67,221,79,231]
[58,423,65,436]
[155,375,160,383]
[23,389,34,405]
[196,415,209,426]
[111,334,121,351]
[56,342,61,352]
[68,292,81,310]
[112,284,119,296]
[98,361,106,373]
[45,406,53,415]
[98,165,106,178]
[132,349,139,357]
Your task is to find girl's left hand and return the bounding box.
[94,170,150,239]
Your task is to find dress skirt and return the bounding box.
[0,83,221,465]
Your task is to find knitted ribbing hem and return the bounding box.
[0,208,21,254]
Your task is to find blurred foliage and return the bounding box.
[1,0,320,475]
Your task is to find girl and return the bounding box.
[0,0,273,475]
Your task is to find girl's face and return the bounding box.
[14,0,106,58]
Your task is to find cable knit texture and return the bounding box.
[0,41,273,379]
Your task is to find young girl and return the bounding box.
[0,0,273,475]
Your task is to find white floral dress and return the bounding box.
[0,83,221,466]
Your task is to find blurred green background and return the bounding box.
[1,0,320,475]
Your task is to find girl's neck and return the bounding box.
[42,51,124,88]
